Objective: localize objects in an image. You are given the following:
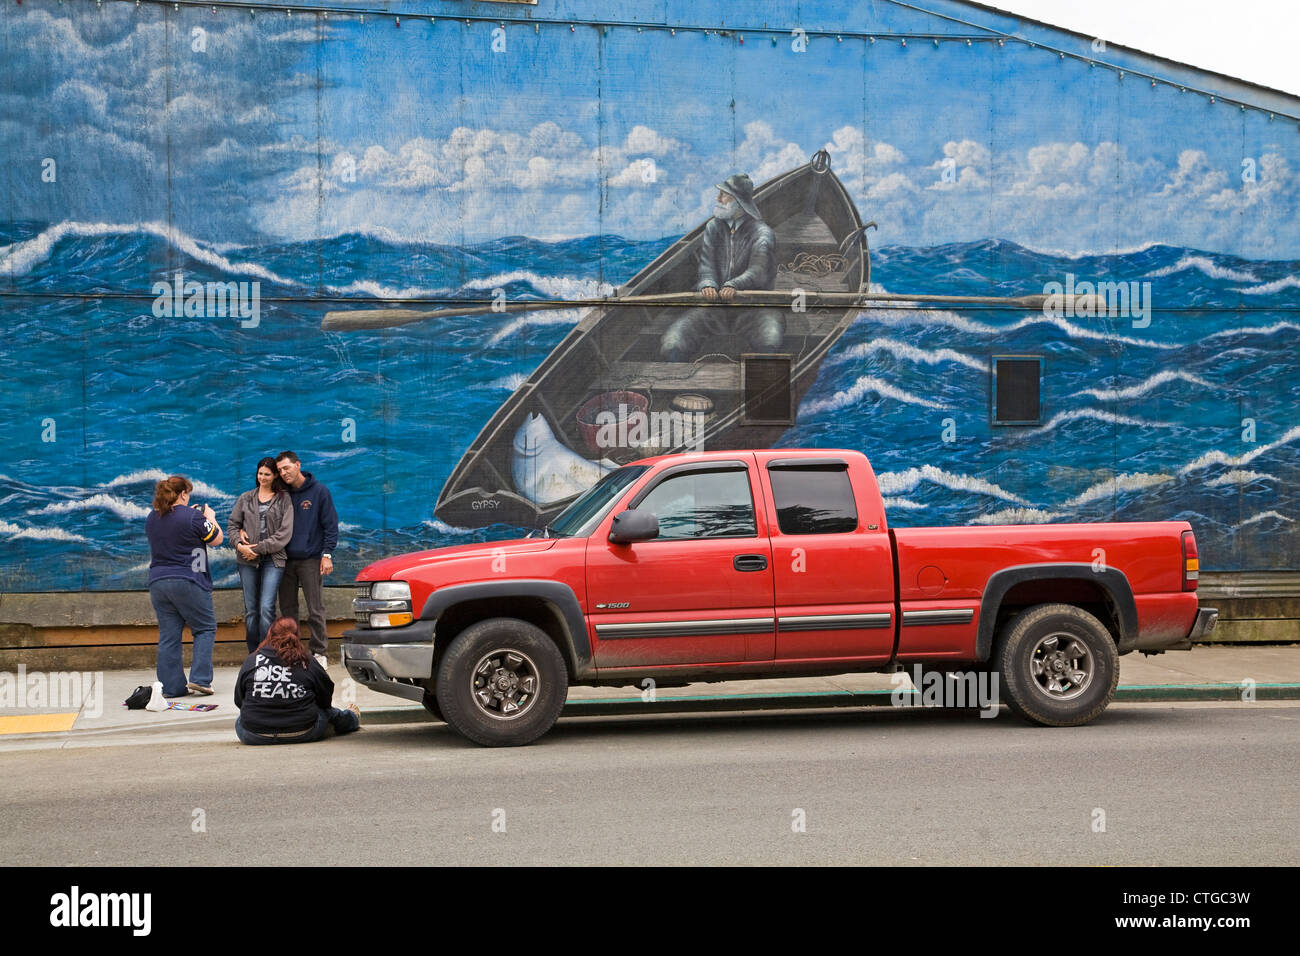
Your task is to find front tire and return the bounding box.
[996,604,1119,726]
[421,689,443,722]
[435,618,568,747]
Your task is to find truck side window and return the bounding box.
[636,470,757,539]
[769,467,858,534]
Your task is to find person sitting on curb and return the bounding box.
[233,616,360,745]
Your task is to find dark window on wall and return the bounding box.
[991,355,1043,425]
[768,466,859,535]
[742,354,793,425]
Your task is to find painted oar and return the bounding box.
[321,289,1101,331]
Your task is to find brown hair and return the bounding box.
[152,475,192,514]
[259,616,310,667]
[254,457,288,493]
[275,450,300,465]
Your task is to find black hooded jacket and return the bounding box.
[234,645,335,733]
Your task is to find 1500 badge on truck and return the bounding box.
[343,449,1218,746]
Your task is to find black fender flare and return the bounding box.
[420,579,593,676]
[976,563,1137,661]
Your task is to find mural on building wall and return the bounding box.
[1,0,1298,591]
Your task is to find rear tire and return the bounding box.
[995,604,1118,726]
[435,617,568,747]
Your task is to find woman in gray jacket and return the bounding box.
[228,457,294,652]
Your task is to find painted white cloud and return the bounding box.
[623,125,683,158]
[732,120,807,183]
[256,107,1300,258]
[607,159,660,188]
[1158,149,1232,199]
[868,172,920,199]
[266,118,717,241]
[927,139,991,193]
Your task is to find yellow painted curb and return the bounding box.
[0,713,79,735]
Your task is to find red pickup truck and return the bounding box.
[343,448,1217,746]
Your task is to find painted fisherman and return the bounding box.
[660,173,785,362]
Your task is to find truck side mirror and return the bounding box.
[608,509,659,544]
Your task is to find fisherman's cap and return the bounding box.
[715,173,761,220]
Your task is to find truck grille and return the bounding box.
[354,584,371,624]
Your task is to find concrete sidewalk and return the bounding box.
[1,644,1297,748]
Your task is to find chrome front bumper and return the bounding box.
[342,642,434,702]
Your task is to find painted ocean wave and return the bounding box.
[28,494,152,521]
[0,220,295,285]
[969,507,1066,525]
[828,338,986,372]
[1078,370,1215,401]
[862,305,1178,350]
[876,466,1029,506]
[1145,255,1258,284]
[1,227,1297,585]
[800,375,950,415]
[1038,409,1175,435]
[1237,275,1300,295]
[1177,425,1300,475]
[1205,470,1278,488]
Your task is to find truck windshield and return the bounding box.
[545,465,649,538]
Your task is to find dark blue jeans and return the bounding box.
[237,560,284,652]
[235,707,360,745]
[149,577,216,696]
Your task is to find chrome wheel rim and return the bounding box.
[1029,633,1093,700]
[470,648,540,720]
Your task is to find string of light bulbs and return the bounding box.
[49,0,1300,127]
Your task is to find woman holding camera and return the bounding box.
[146,475,223,696]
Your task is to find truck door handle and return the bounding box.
[733,554,768,572]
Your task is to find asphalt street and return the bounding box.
[2,702,1295,866]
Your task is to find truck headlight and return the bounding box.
[353,581,414,627]
[371,581,411,602]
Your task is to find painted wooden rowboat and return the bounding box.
[434,150,871,529]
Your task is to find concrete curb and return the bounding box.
[4,683,1297,747]
[353,682,1300,724]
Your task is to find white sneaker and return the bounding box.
[314,654,329,669]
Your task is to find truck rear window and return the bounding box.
[769,467,858,535]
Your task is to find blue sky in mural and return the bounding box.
[3,3,1297,257]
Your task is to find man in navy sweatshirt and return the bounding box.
[275,451,339,668]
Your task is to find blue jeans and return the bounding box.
[237,560,284,652]
[149,577,216,696]
[235,707,360,745]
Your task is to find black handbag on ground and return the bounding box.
[124,685,152,709]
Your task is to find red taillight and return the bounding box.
[1182,530,1199,591]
